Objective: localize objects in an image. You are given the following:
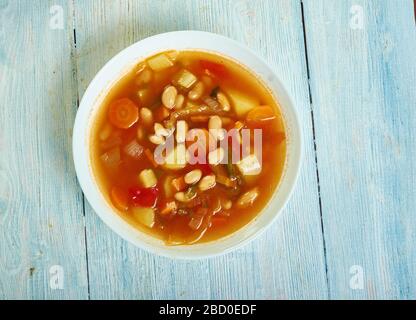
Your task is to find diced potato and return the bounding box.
[132,207,155,228]
[163,176,175,197]
[147,53,174,71]
[163,144,187,170]
[138,169,157,188]
[237,154,262,176]
[223,88,259,116]
[173,69,197,90]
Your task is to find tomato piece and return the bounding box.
[246,106,276,123]
[129,186,159,208]
[108,98,139,129]
[200,60,229,78]
[111,186,129,211]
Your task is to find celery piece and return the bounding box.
[173,69,198,90]
[147,53,174,71]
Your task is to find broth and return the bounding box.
[90,50,286,244]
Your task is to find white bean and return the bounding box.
[149,134,165,145]
[174,94,185,109]
[198,175,216,191]
[174,192,187,202]
[236,188,259,208]
[222,199,232,210]
[208,115,222,130]
[162,85,178,109]
[154,122,170,137]
[140,107,153,126]
[184,169,202,185]
[174,191,196,203]
[208,116,225,141]
[188,81,205,101]
[217,92,231,111]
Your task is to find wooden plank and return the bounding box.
[0,0,88,298]
[302,0,416,299]
[74,0,328,299]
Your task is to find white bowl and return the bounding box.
[73,31,302,259]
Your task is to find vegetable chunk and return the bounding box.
[138,169,158,188]
[93,49,287,245]
[237,154,262,176]
[108,98,139,129]
[147,53,174,71]
[172,69,197,90]
[132,207,155,228]
[223,88,259,116]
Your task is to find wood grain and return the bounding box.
[73,0,328,299]
[302,0,416,299]
[0,0,88,299]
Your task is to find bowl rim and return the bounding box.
[72,30,303,259]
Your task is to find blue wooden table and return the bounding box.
[0,0,415,300]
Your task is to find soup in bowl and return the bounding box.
[73,31,301,258]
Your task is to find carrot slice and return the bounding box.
[111,186,129,211]
[108,98,139,129]
[246,106,276,123]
